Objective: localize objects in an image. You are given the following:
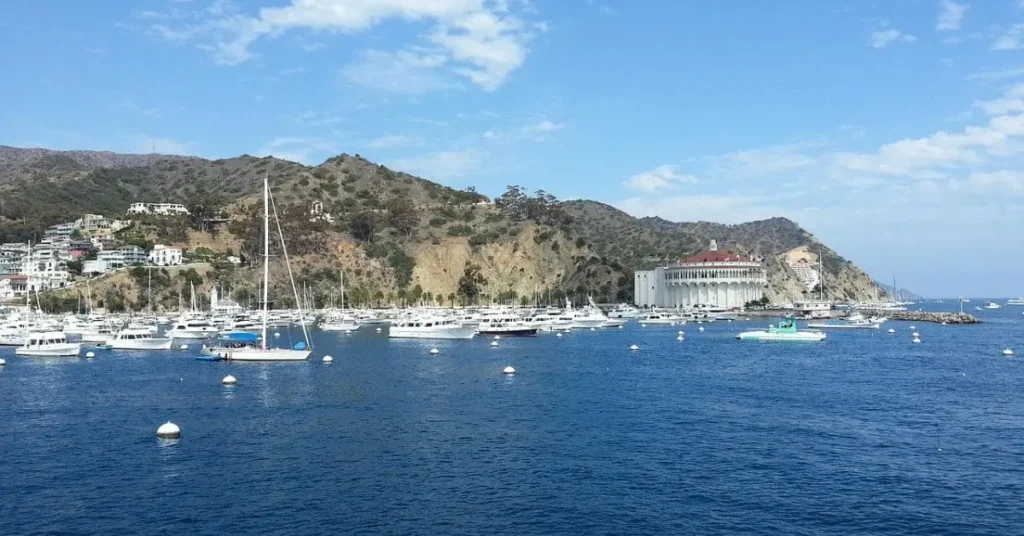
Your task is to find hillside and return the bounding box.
[1,145,883,309]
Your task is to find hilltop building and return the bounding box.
[148,244,183,266]
[634,240,767,309]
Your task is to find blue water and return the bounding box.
[2,305,1023,535]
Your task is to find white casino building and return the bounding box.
[634,241,767,309]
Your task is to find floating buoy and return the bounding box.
[156,421,181,439]
[912,332,920,338]
[1003,348,1014,356]
[556,332,563,338]
[677,335,684,341]
[590,327,596,331]
[913,338,921,344]
[345,330,352,335]
[0,358,5,366]
[376,327,382,333]
[490,341,499,347]
[565,328,572,333]
[640,324,646,327]
[494,335,501,340]
[678,330,684,335]
[429,348,439,355]
[222,375,237,385]
[179,344,188,350]
[502,366,515,375]
[698,327,705,332]
[322,355,333,363]
[630,344,639,351]
[618,324,623,329]
[727,319,733,323]
[887,329,895,334]
[910,325,916,330]
[85,351,96,358]
[274,332,281,338]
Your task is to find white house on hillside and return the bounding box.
[149,245,183,266]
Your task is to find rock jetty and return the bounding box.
[861,310,980,324]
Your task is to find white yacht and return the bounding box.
[0,321,31,346]
[79,324,117,344]
[16,332,82,357]
[637,311,684,325]
[1006,297,1024,306]
[607,303,639,319]
[168,319,219,339]
[225,317,261,333]
[319,311,361,332]
[109,328,174,350]
[477,312,538,336]
[389,314,476,340]
[984,301,1001,309]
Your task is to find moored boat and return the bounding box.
[737,317,826,341]
[16,331,82,357]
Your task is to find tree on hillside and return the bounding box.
[457,263,487,305]
[385,197,418,237]
[349,210,380,242]
[185,184,225,233]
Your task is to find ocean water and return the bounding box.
[1,305,1022,535]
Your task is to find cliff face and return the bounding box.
[1,145,883,307]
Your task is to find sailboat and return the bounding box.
[227,173,312,361]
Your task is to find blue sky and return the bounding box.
[2,0,1024,297]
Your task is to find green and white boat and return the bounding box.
[736,316,826,342]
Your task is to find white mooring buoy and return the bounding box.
[322,355,333,363]
[698,327,705,332]
[590,327,596,331]
[556,332,563,338]
[156,421,181,439]
[678,330,684,335]
[85,351,96,358]
[494,335,501,340]
[565,328,572,333]
[179,344,188,350]
[912,332,920,338]
[677,335,684,341]
[887,328,895,334]
[274,332,281,338]
[910,325,916,330]
[630,344,640,351]
[376,327,382,333]
[1003,348,1014,356]
[490,341,499,347]
[429,348,440,355]
[0,358,5,366]
[222,375,237,385]
[913,338,921,344]
[618,324,624,329]
[503,366,516,375]
[640,324,647,328]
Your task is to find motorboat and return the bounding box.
[16,331,82,357]
[736,317,826,341]
[984,301,1001,309]
[476,312,538,336]
[167,319,219,339]
[1007,297,1024,306]
[0,321,31,346]
[109,328,174,350]
[637,311,684,325]
[389,314,476,340]
[319,311,361,332]
[607,303,639,319]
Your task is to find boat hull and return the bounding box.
[169,330,218,339]
[226,348,311,361]
[110,339,174,350]
[477,328,538,337]
[736,331,826,341]
[389,326,476,340]
[320,323,361,332]
[16,343,82,357]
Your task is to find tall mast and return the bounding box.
[261,172,270,350]
[818,248,824,302]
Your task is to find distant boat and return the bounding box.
[16,332,81,357]
[109,328,173,350]
[985,301,1001,310]
[1006,297,1024,306]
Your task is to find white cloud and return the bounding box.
[936,0,967,31]
[367,135,420,149]
[973,84,1024,115]
[343,49,456,94]
[120,99,163,119]
[131,135,195,155]
[950,170,1024,193]
[615,194,787,224]
[162,0,536,91]
[993,24,1024,50]
[255,136,338,164]
[965,65,1024,81]
[623,165,698,192]
[393,149,481,179]
[482,117,565,142]
[869,28,917,49]
[711,143,818,176]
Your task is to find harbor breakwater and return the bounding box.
[858,310,981,324]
